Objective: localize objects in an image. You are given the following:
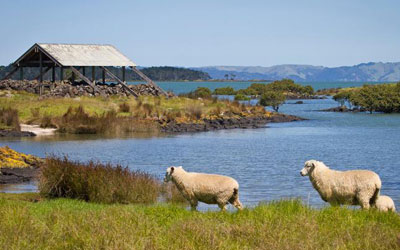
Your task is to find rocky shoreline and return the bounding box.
[321,106,366,113]
[0,79,168,98]
[0,130,36,137]
[0,167,39,184]
[161,114,304,133]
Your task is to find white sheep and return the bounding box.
[374,195,396,212]
[300,160,381,209]
[164,166,243,211]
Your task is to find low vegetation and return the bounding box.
[0,146,43,168]
[0,107,20,131]
[234,79,314,98]
[0,90,274,134]
[39,156,160,204]
[333,83,400,113]
[0,194,398,249]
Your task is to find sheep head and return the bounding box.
[164,166,183,182]
[300,160,318,176]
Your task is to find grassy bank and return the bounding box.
[0,193,398,249]
[0,90,272,134]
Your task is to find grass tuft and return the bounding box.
[0,107,20,131]
[39,156,160,204]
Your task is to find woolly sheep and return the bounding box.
[164,166,243,211]
[374,195,396,212]
[300,160,381,209]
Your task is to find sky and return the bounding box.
[1,0,399,67]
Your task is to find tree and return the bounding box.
[259,91,286,112]
[193,87,212,99]
[224,74,229,80]
[333,91,352,107]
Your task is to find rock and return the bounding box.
[295,101,304,104]
[0,167,40,184]
[0,130,36,137]
[0,79,170,98]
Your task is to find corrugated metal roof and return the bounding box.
[36,43,136,67]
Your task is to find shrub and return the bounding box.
[118,102,130,113]
[259,91,286,112]
[40,115,56,128]
[183,87,213,99]
[0,107,20,131]
[39,156,160,204]
[234,93,251,101]
[213,87,236,95]
[30,107,40,118]
[186,105,203,120]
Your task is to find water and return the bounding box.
[129,81,390,94]
[1,94,399,210]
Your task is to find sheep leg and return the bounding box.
[357,194,371,209]
[232,199,243,210]
[218,203,227,211]
[190,200,198,211]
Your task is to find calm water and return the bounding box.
[1,92,399,210]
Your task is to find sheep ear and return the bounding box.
[311,162,316,168]
[170,167,174,173]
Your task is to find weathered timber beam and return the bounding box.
[100,66,138,97]
[70,67,105,97]
[1,66,19,80]
[34,67,51,81]
[130,66,168,96]
[92,66,95,83]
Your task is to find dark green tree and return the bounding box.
[259,91,286,112]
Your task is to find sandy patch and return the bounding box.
[20,124,56,136]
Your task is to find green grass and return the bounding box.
[0,90,272,135]
[0,193,398,249]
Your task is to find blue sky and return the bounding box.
[1,0,399,67]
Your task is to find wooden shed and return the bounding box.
[2,43,166,96]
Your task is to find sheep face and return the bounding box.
[300,160,317,176]
[164,166,183,182]
[164,166,175,182]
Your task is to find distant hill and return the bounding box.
[194,62,400,82]
[0,66,210,81]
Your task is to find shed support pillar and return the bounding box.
[51,66,55,83]
[60,67,64,81]
[92,66,95,84]
[39,51,43,95]
[20,67,23,80]
[122,66,126,83]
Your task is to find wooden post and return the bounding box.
[20,67,23,80]
[39,52,43,83]
[51,66,55,82]
[92,66,95,83]
[82,67,86,77]
[122,66,126,83]
[39,51,43,95]
[60,67,64,81]
[102,69,105,84]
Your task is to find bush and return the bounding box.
[39,156,160,204]
[234,93,251,101]
[182,87,213,99]
[118,102,130,113]
[213,87,236,95]
[259,91,286,112]
[333,83,400,113]
[0,107,20,131]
